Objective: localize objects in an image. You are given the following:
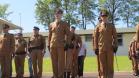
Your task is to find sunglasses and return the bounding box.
[101,15,108,17]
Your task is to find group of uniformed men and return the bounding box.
[0,24,46,78]
[92,10,139,78]
[0,8,84,78]
[0,8,139,78]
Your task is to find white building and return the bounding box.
[23,27,136,56]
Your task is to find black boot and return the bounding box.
[64,72,67,78]
[67,72,70,78]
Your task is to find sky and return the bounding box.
[0,0,46,33]
[0,0,128,33]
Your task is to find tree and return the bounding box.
[98,0,124,25]
[35,0,97,30]
[118,0,139,27]
[0,4,12,20]
[77,0,97,29]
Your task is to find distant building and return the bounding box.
[23,27,136,56]
[0,19,22,32]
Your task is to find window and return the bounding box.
[117,34,123,46]
[85,34,92,42]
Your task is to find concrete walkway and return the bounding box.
[11,72,139,78]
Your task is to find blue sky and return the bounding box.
[0,0,46,33]
[0,0,128,33]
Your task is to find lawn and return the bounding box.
[12,56,132,73]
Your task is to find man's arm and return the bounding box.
[11,34,15,54]
[94,26,99,55]
[112,25,118,53]
[64,22,71,46]
[78,36,82,52]
[42,36,46,54]
[84,44,87,57]
[136,24,139,42]
[47,24,52,51]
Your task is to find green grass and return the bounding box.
[12,56,132,72]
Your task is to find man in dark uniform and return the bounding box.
[0,24,15,78]
[14,33,27,78]
[94,10,118,78]
[28,26,46,78]
[48,9,71,78]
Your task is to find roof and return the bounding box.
[75,27,136,35]
[23,27,136,37]
[0,19,22,30]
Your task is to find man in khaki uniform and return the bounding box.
[94,11,118,78]
[136,24,139,42]
[14,33,27,78]
[129,35,139,76]
[70,26,82,78]
[28,27,46,78]
[0,24,15,78]
[48,9,71,78]
[92,17,102,78]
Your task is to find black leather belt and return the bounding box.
[15,51,26,55]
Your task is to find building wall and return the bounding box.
[116,33,135,55]
[79,32,136,56]
[23,31,136,56]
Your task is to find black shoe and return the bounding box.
[71,76,75,78]
[67,72,70,78]
[51,76,54,78]
[64,72,67,78]
[133,73,138,76]
[29,76,33,78]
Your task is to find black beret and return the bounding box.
[16,33,23,36]
[3,24,10,29]
[33,26,40,30]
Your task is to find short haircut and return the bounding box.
[71,26,76,30]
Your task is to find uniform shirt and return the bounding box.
[15,38,27,53]
[71,33,82,48]
[136,24,139,42]
[78,43,86,56]
[94,22,118,52]
[0,33,15,55]
[129,36,138,55]
[29,34,46,49]
[48,21,71,47]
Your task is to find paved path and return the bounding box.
[12,72,139,78]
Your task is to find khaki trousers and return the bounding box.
[31,49,43,78]
[131,56,139,74]
[0,54,12,78]
[50,47,65,78]
[71,49,79,77]
[99,50,114,78]
[14,54,26,78]
[65,49,73,72]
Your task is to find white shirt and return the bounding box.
[78,43,86,56]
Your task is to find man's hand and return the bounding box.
[42,50,46,57]
[47,45,50,52]
[64,43,69,51]
[95,49,99,55]
[113,46,118,54]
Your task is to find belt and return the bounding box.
[15,51,26,55]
